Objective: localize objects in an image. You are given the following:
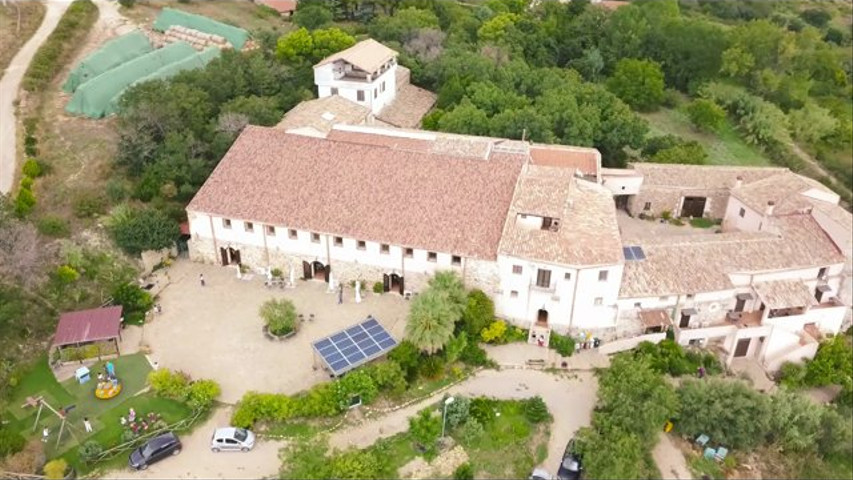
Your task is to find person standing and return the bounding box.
[338,284,343,304]
[199,273,206,287]
[83,417,93,433]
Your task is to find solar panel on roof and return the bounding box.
[311,316,399,377]
[631,246,646,260]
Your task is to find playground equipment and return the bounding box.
[95,380,122,400]
[22,396,79,449]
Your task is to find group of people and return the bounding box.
[97,361,118,389]
[119,407,137,426]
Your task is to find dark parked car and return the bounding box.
[556,439,583,480]
[129,431,182,470]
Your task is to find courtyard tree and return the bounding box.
[404,288,457,354]
[606,58,666,112]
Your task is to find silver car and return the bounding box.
[210,427,255,452]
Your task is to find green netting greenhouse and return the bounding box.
[62,30,153,93]
[66,42,197,118]
[153,8,249,50]
[106,47,221,115]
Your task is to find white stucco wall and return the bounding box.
[600,169,643,195]
[722,196,764,232]
[314,60,397,115]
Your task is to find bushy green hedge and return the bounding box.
[549,332,575,357]
[633,340,722,376]
[147,368,220,411]
[23,0,98,92]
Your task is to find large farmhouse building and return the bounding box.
[187,38,852,374]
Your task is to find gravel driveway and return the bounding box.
[102,407,285,480]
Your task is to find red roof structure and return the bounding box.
[53,306,123,347]
[258,0,297,14]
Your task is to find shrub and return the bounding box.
[335,370,379,408]
[444,331,468,364]
[805,335,852,387]
[148,368,190,400]
[117,0,135,7]
[0,427,25,459]
[607,58,666,112]
[549,332,575,357]
[79,440,103,464]
[373,281,384,294]
[54,265,79,284]
[37,215,70,237]
[296,382,341,417]
[1,440,44,475]
[72,191,106,218]
[459,341,490,366]
[22,159,42,178]
[111,282,153,317]
[444,395,471,430]
[271,268,283,278]
[676,378,770,449]
[105,178,129,202]
[24,135,38,157]
[469,397,497,425]
[460,289,494,336]
[686,99,726,133]
[20,176,34,189]
[14,187,36,217]
[409,409,441,457]
[457,418,485,444]
[24,0,99,92]
[480,320,507,344]
[188,379,221,411]
[523,396,550,424]
[661,210,672,221]
[43,459,68,480]
[364,361,407,396]
[388,340,420,381]
[260,298,298,336]
[108,207,179,254]
[419,355,446,379]
[454,462,474,480]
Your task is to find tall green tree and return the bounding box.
[606,58,665,112]
[404,288,457,354]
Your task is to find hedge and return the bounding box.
[23,0,99,93]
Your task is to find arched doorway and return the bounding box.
[537,309,549,326]
[312,261,328,281]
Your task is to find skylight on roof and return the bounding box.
[321,112,336,121]
[623,246,646,261]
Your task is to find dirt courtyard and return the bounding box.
[139,260,411,403]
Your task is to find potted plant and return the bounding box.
[271,268,283,279]
[373,281,384,294]
[261,299,299,340]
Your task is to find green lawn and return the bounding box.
[639,107,774,167]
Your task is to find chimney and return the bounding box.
[735,176,743,188]
[765,200,776,216]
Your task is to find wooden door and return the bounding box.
[220,247,229,266]
[383,274,390,292]
[302,261,311,280]
[679,313,690,328]
[734,298,746,312]
[231,249,241,265]
[398,276,405,295]
[734,338,750,357]
[681,197,707,218]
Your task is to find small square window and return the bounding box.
[357,240,366,250]
[598,270,608,282]
[594,297,603,306]
[266,225,275,236]
[564,272,571,281]
[634,302,641,308]
[451,255,462,266]
[510,290,519,298]
[223,218,232,229]
[686,294,695,300]
[427,252,437,262]
[334,236,343,247]
[520,214,527,219]
[512,265,522,275]
[244,221,254,232]
[643,202,651,211]
[404,248,414,258]
[659,296,669,301]
[331,87,338,95]
[288,229,297,239]
[311,233,320,243]
[357,90,365,101]
[380,244,390,254]
[739,207,746,218]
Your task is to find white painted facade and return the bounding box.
[601,168,643,196]
[313,58,397,115]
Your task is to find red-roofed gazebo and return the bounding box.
[52,306,123,362]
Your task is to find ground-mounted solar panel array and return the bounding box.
[312,317,398,376]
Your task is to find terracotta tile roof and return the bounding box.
[187,126,524,259]
[326,127,434,152]
[315,39,397,74]
[620,214,845,297]
[258,0,296,14]
[276,96,371,136]
[640,309,672,329]
[499,166,624,266]
[53,306,123,347]
[630,163,786,191]
[810,200,853,234]
[731,171,837,214]
[376,84,437,128]
[529,145,600,177]
[753,280,817,310]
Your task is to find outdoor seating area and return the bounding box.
[696,434,728,462]
[51,306,124,366]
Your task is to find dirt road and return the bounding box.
[102,406,285,480]
[653,433,692,480]
[329,368,599,476]
[0,0,71,195]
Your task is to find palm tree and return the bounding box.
[405,289,457,355]
[427,271,466,319]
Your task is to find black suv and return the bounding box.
[556,439,583,480]
[129,431,182,470]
